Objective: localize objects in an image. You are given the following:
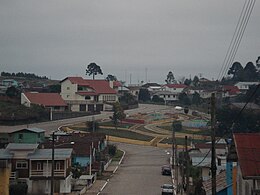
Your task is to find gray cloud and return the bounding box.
[0,0,259,83]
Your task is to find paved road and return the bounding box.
[0,104,172,135]
[99,143,172,195]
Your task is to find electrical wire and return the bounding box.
[192,84,260,166]
[218,0,256,81]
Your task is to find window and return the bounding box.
[217,158,221,166]
[36,162,42,170]
[18,134,23,140]
[168,95,170,98]
[67,87,70,90]
[67,95,70,98]
[55,162,61,170]
[85,96,91,100]
[16,161,28,169]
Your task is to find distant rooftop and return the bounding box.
[6,143,39,150]
[28,148,73,160]
[11,127,45,134]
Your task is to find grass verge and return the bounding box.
[112,149,124,161]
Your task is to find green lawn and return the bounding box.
[112,149,124,161]
[160,137,207,145]
[100,121,135,129]
[158,125,211,136]
[69,126,153,141]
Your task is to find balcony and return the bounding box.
[30,170,65,178]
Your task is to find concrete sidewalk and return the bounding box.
[83,159,123,194]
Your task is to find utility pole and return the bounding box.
[185,136,189,194]
[211,93,217,195]
[172,122,175,170]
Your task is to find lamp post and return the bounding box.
[51,131,73,195]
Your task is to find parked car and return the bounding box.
[161,165,171,176]
[161,184,175,195]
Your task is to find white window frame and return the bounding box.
[16,161,28,169]
[36,162,42,170]
[55,162,61,170]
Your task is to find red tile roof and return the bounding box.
[164,84,188,88]
[24,92,67,107]
[62,77,116,94]
[85,80,116,94]
[234,133,260,179]
[223,85,240,95]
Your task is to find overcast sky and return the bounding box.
[0,0,259,84]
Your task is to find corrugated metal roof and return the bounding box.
[0,149,13,159]
[11,127,45,134]
[234,133,260,178]
[6,143,39,150]
[28,148,73,160]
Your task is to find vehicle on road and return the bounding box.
[161,184,175,195]
[161,165,171,176]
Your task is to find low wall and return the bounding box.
[52,111,100,120]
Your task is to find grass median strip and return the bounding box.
[68,126,153,141]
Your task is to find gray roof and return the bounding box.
[12,127,45,134]
[0,149,13,159]
[28,149,73,160]
[6,143,39,150]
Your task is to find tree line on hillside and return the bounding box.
[1,71,48,79]
[222,59,260,83]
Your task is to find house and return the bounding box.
[0,128,46,149]
[42,132,107,169]
[203,170,232,195]
[234,82,259,93]
[21,92,67,111]
[222,85,240,97]
[9,128,46,144]
[127,85,141,97]
[0,143,73,194]
[232,133,260,195]
[151,91,178,103]
[2,79,19,88]
[190,149,227,181]
[162,84,188,94]
[60,77,118,112]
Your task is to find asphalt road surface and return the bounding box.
[100,143,172,195]
[0,104,172,135]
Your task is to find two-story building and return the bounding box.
[0,128,46,148]
[60,77,118,112]
[0,143,73,195]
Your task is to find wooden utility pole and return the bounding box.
[211,93,217,195]
[185,136,189,194]
[172,122,175,170]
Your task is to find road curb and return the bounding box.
[97,149,126,195]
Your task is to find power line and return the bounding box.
[218,0,256,80]
[192,84,260,166]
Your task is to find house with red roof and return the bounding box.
[21,92,67,111]
[222,85,240,97]
[229,133,260,195]
[162,84,188,93]
[60,77,118,112]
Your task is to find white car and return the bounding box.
[161,184,175,195]
[174,106,183,111]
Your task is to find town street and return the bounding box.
[99,143,172,195]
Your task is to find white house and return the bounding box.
[234,82,259,92]
[60,77,118,112]
[162,84,187,93]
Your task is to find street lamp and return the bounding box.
[51,131,74,195]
